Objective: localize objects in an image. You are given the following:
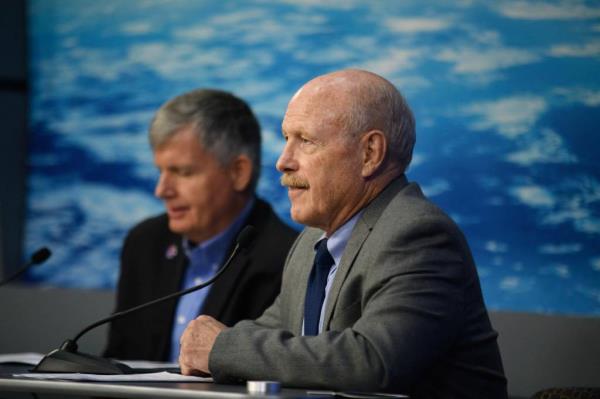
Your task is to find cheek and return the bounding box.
[184,181,212,209]
[321,169,352,205]
[189,174,235,210]
[308,176,334,213]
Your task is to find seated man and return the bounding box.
[178,70,508,398]
[104,89,297,362]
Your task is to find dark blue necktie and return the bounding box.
[304,238,335,336]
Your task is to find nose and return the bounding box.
[154,172,174,199]
[276,141,298,173]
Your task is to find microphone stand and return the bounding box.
[0,247,51,288]
[32,226,256,374]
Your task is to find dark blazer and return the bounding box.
[104,198,298,361]
[210,177,507,399]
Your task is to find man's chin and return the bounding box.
[167,221,189,235]
[290,209,316,227]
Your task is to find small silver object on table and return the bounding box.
[247,380,281,395]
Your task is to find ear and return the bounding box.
[360,130,387,178]
[229,155,254,192]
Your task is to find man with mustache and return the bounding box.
[178,70,507,398]
[104,89,297,362]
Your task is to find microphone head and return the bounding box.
[31,247,52,265]
[236,225,257,249]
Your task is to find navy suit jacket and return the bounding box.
[104,198,297,361]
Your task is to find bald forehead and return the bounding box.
[296,73,356,101]
[287,74,353,117]
[291,69,393,107]
[312,69,390,91]
[284,84,348,129]
[283,69,399,136]
[282,82,347,137]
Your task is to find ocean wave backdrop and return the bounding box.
[25,0,600,315]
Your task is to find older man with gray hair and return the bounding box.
[104,89,297,362]
[179,70,507,398]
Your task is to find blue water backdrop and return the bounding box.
[25,0,600,315]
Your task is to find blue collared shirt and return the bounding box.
[303,210,364,335]
[169,198,255,361]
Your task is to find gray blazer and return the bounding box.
[210,177,507,399]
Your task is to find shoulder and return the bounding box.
[365,181,476,275]
[382,182,463,236]
[247,198,298,244]
[129,213,169,234]
[358,180,471,265]
[359,180,478,293]
[242,199,299,267]
[123,213,178,250]
[119,214,183,281]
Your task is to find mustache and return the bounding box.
[280,174,310,189]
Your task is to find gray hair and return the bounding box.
[343,74,416,173]
[149,89,261,192]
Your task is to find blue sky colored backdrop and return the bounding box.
[25,0,600,315]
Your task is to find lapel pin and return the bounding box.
[165,244,178,260]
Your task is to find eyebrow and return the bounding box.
[281,124,310,138]
[157,163,195,172]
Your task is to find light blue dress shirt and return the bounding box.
[169,198,254,361]
[303,210,364,335]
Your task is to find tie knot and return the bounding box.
[314,239,334,270]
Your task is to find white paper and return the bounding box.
[2,352,209,382]
[120,359,179,369]
[0,352,44,366]
[13,371,212,382]
[0,352,178,371]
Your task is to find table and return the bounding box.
[0,365,313,399]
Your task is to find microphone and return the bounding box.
[32,225,257,374]
[0,247,52,288]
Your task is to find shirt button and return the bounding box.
[177,315,186,325]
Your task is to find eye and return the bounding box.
[178,168,194,177]
[300,136,313,145]
[168,166,194,177]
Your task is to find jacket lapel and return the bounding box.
[200,199,264,321]
[156,242,186,297]
[321,176,408,330]
[201,248,249,321]
[289,229,322,335]
[154,238,187,359]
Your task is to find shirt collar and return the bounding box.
[183,196,256,263]
[316,209,364,267]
